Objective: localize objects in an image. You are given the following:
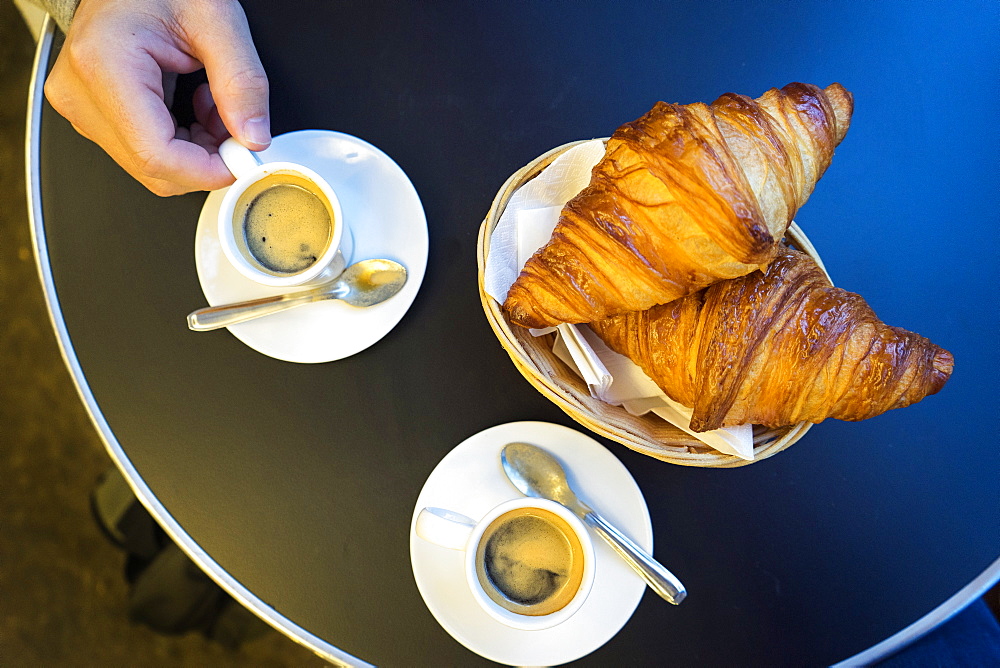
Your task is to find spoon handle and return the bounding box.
[583,511,687,605]
[187,288,336,331]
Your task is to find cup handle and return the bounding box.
[219,137,264,179]
[415,508,476,551]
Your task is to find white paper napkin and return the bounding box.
[483,140,754,460]
[484,140,607,302]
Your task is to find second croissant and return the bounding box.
[589,248,954,432]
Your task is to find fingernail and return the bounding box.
[242,116,271,149]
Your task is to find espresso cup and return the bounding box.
[217,137,354,288]
[416,498,596,631]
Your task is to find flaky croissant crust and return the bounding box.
[504,82,854,329]
[589,248,953,432]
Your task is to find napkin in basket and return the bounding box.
[483,140,754,460]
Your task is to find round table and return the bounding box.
[27,1,999,665]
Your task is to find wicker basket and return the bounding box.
[477,140,832,467]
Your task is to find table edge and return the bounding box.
[24,14,1000,668]
[24,16,369,668]
[832,556,1000,666]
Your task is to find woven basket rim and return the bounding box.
[477,139,825,467]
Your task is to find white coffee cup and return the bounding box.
[415,498,596,631]
[217,137,354,288]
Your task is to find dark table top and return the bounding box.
[30,1,999,665]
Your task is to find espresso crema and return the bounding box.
[475,507,585,616]
[238,172,333,275]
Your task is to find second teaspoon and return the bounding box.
[501,441,687,605]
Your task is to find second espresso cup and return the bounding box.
[218,137,354,288]
[416,497,596,631]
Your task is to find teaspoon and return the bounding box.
[187,258,407,331]
[501,441,687,605]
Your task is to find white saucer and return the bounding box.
[194,130,428,363]
[410,422,651,666]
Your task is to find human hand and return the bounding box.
[44,0,270,196]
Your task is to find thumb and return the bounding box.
[190,3,271,150]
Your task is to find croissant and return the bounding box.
[588,248,954,432]
[504,82,854,329]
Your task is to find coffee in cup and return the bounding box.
[217,137,353,288]
[236,172,334,275]
[415,498,596,631]
[476,505,585,616]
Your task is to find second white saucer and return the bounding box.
[410,421,652,666]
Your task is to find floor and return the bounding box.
[0,6,326,665]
